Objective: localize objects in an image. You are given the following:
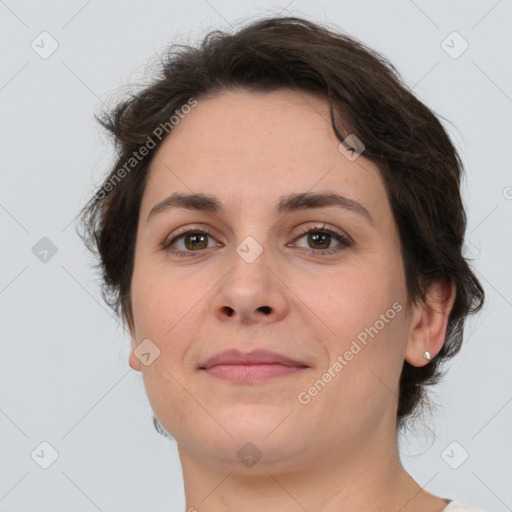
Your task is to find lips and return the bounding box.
[199,348,308,383]
[199,348,307,369]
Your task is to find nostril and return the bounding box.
[221,306,235,316]
[258,306,271,315]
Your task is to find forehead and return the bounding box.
[153,88,343,170]
[140,88,389,221]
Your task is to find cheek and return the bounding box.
[130,258,204,338]
[310,263,402,335]
[130,266,204,434]
[304,260,408,394]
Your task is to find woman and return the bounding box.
[79,16,485,511]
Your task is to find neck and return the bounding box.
[177,416,444,512]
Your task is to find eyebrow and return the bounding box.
[147,191,374,225]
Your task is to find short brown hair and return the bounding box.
[78,16,484,429]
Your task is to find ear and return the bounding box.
[405,278,456,367]
[129,339,142,372]
[125,298,142,372]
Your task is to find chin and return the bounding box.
[187,432,309,473]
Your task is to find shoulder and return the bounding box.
[444,502,485,512]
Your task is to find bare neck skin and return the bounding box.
[178,406,448,512]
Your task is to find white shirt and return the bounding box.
[444,501,484,511]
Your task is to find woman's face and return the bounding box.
[128,88,417,472]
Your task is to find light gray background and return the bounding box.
[1,1,511,511]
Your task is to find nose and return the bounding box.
[211,245,290,325]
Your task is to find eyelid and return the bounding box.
[292,222,352,244]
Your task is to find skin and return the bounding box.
[127,88,455,512]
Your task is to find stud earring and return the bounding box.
[423,351,431,361]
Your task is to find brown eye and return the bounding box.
[183,233,209,250]
[306,232,331,249]
[292,225,352,255]
[163,230,219,256]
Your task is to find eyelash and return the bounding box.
[161,224,352,258]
